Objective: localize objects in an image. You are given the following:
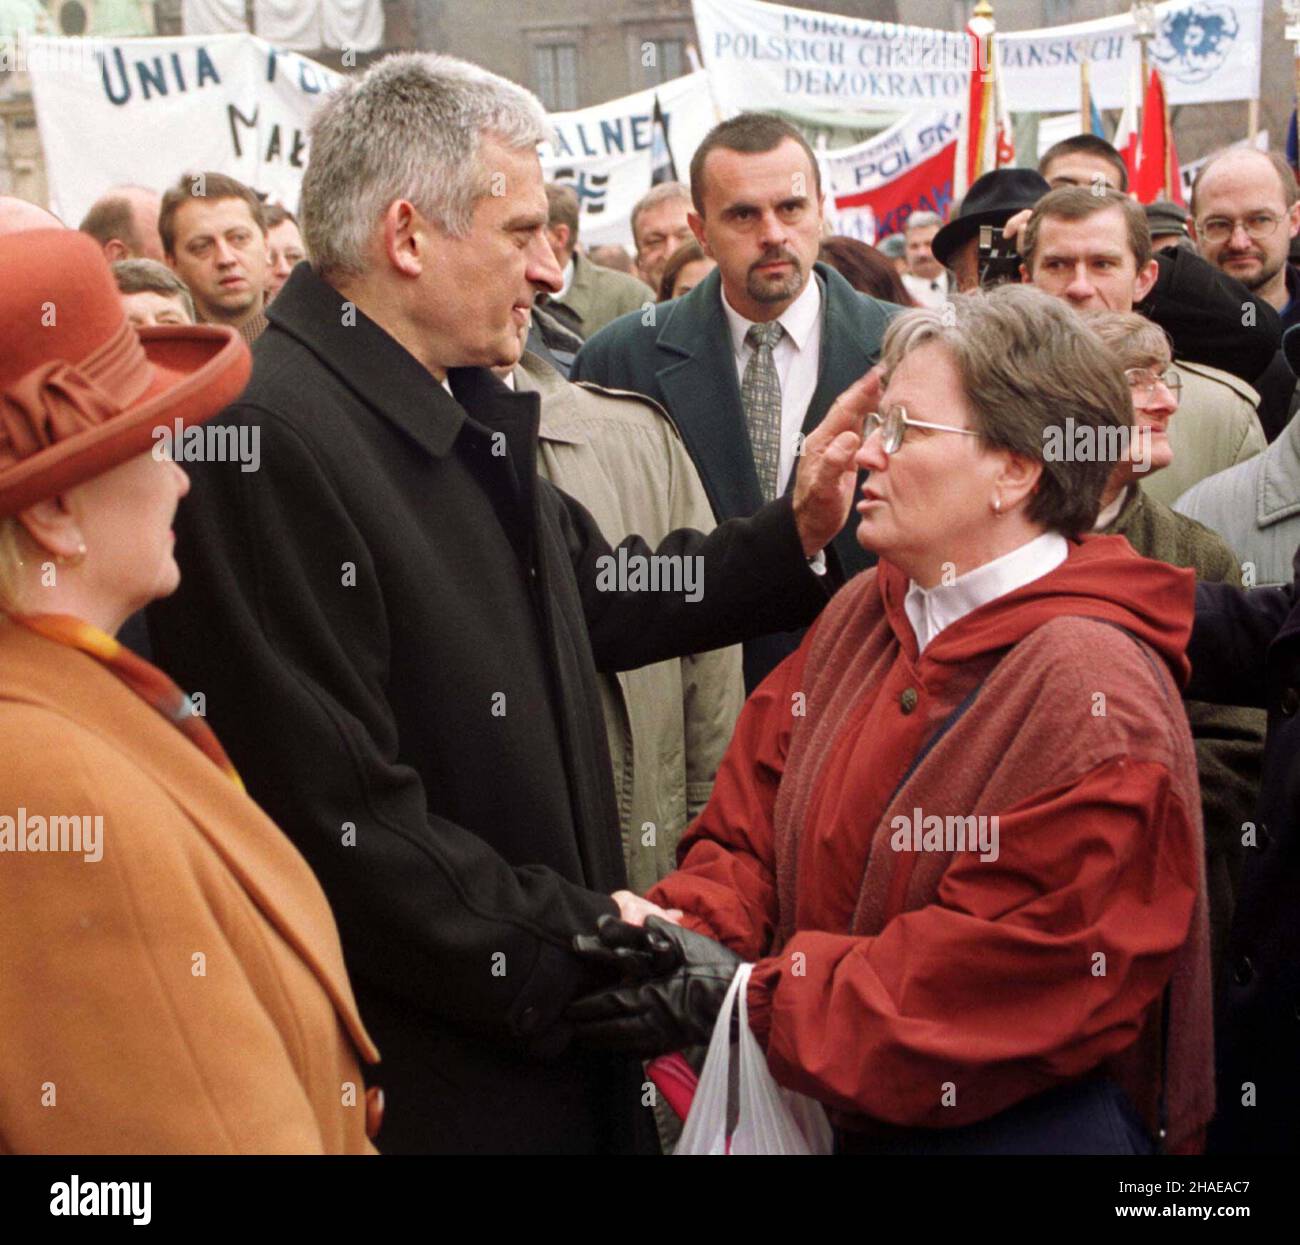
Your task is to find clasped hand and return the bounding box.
[566,914,744,1057]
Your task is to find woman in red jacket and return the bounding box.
[568,285,1214,1154]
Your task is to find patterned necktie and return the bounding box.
[741,320,785,503]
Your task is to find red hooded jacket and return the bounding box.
[649,535,1213,1149]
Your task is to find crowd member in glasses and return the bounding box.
[1188,148,1300,442]
[1190,149,1300,334]
[1087,311,1265,985]
[566,287,1214,1155]
[1019,187,1265,506]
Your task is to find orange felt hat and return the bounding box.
[0,229,251,518]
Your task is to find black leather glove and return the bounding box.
[566,915,744,1056]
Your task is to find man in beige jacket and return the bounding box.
[541,183,655,339]
[503,347,745,893]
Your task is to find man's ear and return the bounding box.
[1288,200,1300,241]
[381,199,424,278]
[1133,257,1160,303]
[688,209,709,257]
[104,238,128,263]
[16,493,84,563]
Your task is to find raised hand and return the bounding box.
[792,367,881,557]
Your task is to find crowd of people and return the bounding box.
[1,48,1298,1158]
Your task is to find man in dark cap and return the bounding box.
[931,168,1050,293]
[1146,200,1194,252]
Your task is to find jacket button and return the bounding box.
[900,688,918,714]
[1281,686,1300,716]
[365,1086,384,1140]
[1233,956,1255,987]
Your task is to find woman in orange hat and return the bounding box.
[0,230,380,1154]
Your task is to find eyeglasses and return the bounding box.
[863,406,982,455]
[1124,366,1182,402]
[1196,213,1283,245]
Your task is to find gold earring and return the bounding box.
[991,495,1003,517]
[56,543,87,567]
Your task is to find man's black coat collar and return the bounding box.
[265,263,540,463]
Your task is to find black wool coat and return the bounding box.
[1189,558,1300,1155]
[148,265,831,1155]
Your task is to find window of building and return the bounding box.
[642,37,686,85]
[534,43,579,112]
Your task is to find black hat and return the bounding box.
[1145,200,1190,239]
[932,168,1051,267]
[1284,324,1300,376]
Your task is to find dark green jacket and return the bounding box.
[1105,486,1265,981]
[573,262,896,689]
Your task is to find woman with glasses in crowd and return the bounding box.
[569,285,1215,1155]
[1086,310,1265,998]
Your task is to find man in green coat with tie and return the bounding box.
[574,113,898,690]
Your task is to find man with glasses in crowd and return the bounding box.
[1191,149,1300,334]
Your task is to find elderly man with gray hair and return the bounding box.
[147,52,870,1155]
[900,209,949,309]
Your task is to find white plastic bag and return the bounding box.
[675,963,833,1155]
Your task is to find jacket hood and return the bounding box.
[878,533,1196,688]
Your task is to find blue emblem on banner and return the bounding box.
[1149,3,1240,86]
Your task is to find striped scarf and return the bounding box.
[15,613,244,792]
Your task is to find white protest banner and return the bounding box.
[692,0,968,118]
[1000,0,1261,112]
[822,108,961,244]
[692,0,1261,116]
[541,71,717,249]
[25,33,341,226]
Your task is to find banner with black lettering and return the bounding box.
[25,33,342,225]
[540,71,717,249]
[692,0,1262,116]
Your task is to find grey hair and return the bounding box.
[111,258,195,322]
[879,285,1131,536]
[904,211,942,234]
[300,53,551,280]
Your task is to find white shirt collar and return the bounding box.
[722,268,822,359]
[904,531,1069,654]
[1092,486,1129,532]
[558,256,576,299]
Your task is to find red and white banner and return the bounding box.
[823,109,961,244]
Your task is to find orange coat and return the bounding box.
[0,621,379,1154]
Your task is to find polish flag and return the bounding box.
[956,23,1015,200]
[1134,68,1182,205]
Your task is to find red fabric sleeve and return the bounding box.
[646,638,814,960]
[745,757,1199,1128]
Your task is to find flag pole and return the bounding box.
[1080,59,1092,133]
[1287,3,1300,174]
[1132,3,1156,138]
[1163,81,1175,199]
